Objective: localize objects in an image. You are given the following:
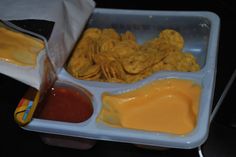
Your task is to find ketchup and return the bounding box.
[35,83,93,123]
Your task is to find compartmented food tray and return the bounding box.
[23,8,220,149]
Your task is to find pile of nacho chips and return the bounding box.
[66,28,200,83]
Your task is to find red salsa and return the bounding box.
[35,83,93,123]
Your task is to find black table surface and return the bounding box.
[1,0,236,156]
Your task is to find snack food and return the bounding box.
[67,28,200,83]
[97,78,202,135]
[35,82,93,123]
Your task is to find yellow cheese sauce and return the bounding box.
[97,78,202,135]
[0,27,44,66]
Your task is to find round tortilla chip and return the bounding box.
[121,31,136,41]
[83,28,102,39]
[159,29,184,51]
[101,28,120,40]
[121,52,152,74]
[78,64,101,77]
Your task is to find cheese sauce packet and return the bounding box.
[0,0,95,90]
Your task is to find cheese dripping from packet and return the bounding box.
[0,0,95,126]
[0,26,44,66]
[0,23,50,126]
[0,23,56,126]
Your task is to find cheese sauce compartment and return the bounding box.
[96,77,203,136]
[23,8,220,149]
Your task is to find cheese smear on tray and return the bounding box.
[97,78,202,135]
[0,27,44,66]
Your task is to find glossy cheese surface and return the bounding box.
[0,27,44,66]
[97,78,202,135]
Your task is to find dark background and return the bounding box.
[1,0,236,156]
